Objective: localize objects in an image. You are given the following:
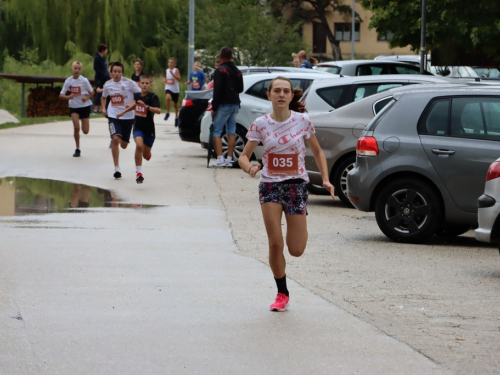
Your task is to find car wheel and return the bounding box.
[435,224,471,237]
[218,125,248,168]
[333,155,356,208]
[374,179,442,243]
[306,183,330,195]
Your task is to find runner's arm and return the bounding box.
[144,95,161,115]
[116,101,136,118]
[238,140,261,178]
[305,135,335,199]
[172,68,182,81]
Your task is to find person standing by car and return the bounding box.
[185,61,207,91]
[163,57,182,126]
[209,47,244,168]
[298,50,312,69]
[238,76,334,311]
[93,43,109,113]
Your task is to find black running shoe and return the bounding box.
[73,149,81,157]
[175,117,179,127]
[114,171,122,179]
[136,173,144,184]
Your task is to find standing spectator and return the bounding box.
[59,61,94,157]
[209,58,221,82]
[209,46,244,168]
[131,59,146,84]
[185,61,207,91]
[298,50,313,69]
[163,57,181,126]
[291,53,300,67]
[93,43,109,113]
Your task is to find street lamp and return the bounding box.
[420,0,426,73]
[188,0,195,70]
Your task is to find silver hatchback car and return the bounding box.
[347,86,500,243]
[475,158,500,253]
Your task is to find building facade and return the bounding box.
[302,1,413,61]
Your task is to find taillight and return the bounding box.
[356,136,379,156]
[486,161,500,182]
[206,103,212,111]
[182,99,193,107]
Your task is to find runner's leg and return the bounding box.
[135,136,144,167]
[284,214,308,257]
[70,113,81,148]
[261,202,286,279]
[81,118,90,135]
[111,135,121,167]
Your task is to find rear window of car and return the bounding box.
[246,79,309,100]
[316,65,341,74]
[354,83,403,101]
[316,85,347,108]
[373,96,395,115]
[365,99,396,131]
[418,99,450,135]
[394,65,421,74]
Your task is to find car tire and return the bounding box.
[435,224,471,237]
[214,125,248,168]
[306,183,331,196]
[374,178,442,243]
[333,155,356,208]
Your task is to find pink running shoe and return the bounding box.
[270,293,289,311]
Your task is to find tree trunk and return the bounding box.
[330,40,343,61]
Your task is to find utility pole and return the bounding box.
[188,0,195,71]
[351,0,355,60]
[419,0,426,73]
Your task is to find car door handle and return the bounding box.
[251,109,268,114]
[431,149,456,155]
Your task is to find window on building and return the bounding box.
[378,32,394,41]
[313,22,327,54]
[334,23,360,42]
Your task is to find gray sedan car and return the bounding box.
[347,86,500,243]
[306,83,464,205]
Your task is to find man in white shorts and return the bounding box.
[101,62,141,179]
[59,61,94,157]
[163,57,181,126]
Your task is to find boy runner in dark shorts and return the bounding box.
[101,62,141,179]
[116,75,161,184]
[163,57,181,126]
[59,61,94,157]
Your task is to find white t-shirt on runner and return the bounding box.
[60,75,93,108]
[246,111,315,183]
[164,68,180,93]
[102,78,141,120]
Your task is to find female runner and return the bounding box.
[239,76,335,311]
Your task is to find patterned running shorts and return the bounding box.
[259,180,308,215]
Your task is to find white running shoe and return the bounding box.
[209,160,226,168]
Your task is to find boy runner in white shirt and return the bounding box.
[101,62,141,179]
[163,57,181,126]
[59,61,94,157]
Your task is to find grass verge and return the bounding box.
[0,116,72,130]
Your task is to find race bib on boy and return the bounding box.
[268,153,298,176]
[135,103,147,117]
[192,81,200,89]
[167,79,174,85]
[69,86,81,95]
[110,94,124,106]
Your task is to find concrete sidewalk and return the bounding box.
[0,119,452,374]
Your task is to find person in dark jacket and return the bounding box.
[209,47,244,168]
[93,43,109,113]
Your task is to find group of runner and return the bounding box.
[60,49,335,312]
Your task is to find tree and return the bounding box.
[361,0,500,65]
[270,0,360,60]
[196,0,307,66]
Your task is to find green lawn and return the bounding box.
[0,115,74,130]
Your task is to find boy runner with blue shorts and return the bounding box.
[116,75,161,183]
[101,62,141,179]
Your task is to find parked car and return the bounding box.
[305,82,461,205]
[472,67,500,78]
[347,86,500,243]
[301,74,448,113]
[314,60,432,76]
[178,67,331,145]
[198,71,332,166]
[429,66,479,78]
[374,55,425,66]
[475,158,500,253]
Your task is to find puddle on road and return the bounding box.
[0,177,159,216]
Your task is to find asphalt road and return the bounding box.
[0,116,498,374]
